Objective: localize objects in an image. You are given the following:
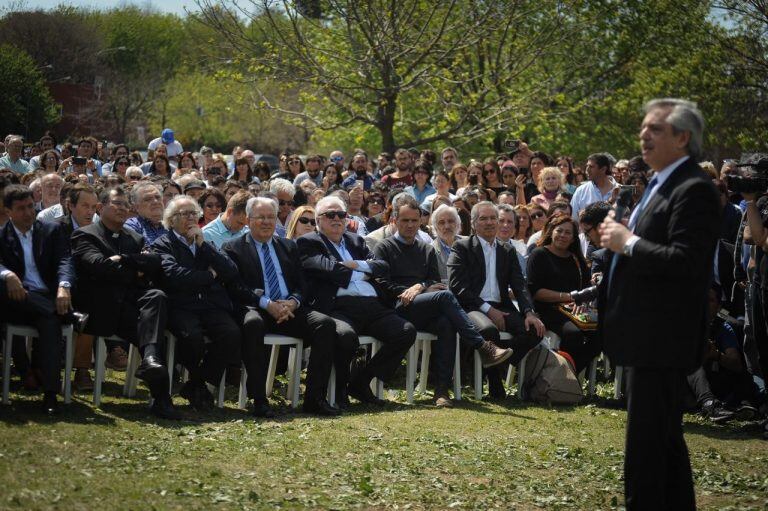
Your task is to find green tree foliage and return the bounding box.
[0,44,59,139]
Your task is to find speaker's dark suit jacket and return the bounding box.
[296,231,389,314]
[447,234,533,314]
[0,219,74,296]
[599,157,721,370]
[221,233,304,310]
[71,221,162,335]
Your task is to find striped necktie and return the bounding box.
[261,242,282,300]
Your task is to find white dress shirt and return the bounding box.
[331,238,377,298]
[478,236,501,313]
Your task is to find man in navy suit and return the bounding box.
[0,185,74,414]
[222,197,339,418]
[599,98,720,510]
[297,196,416,407]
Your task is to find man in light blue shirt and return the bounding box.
[202,190,251,248]
[570,153,618,221]
[0,136,30,175]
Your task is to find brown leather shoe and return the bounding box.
[434,389,454,408]
[105,346,129,371]
[73,368,94,392]
[476,340,513,368]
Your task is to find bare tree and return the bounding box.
[195,0,599,152]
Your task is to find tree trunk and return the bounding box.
[378,94,397,153]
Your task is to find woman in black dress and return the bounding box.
[526,214,601,374]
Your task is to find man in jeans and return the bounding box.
[373,195,513,407]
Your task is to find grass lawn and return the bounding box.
[0,376,766,510]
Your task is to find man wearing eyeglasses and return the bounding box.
[222,197,339,417]
[152,196,242,412]
[329,150,345,174]
[297,196,417,407]
[71,186,180,419]
[293,155,324,187]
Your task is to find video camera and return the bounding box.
[726,154,768,194]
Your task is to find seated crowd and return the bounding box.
[0,131,764,431]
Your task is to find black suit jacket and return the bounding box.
[598,157,720,369]
[0,219,73,295]
[152,231,238,312]
[71,221,163,335]
[296,231,389,314]
[222,233,305,310]
[55,214,76,239]
[447,234,533,314]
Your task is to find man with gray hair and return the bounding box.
[125,182,168,245]
[297,196,416,407]
[448,201,545,399]
[269,177,295,238]
[0,136,30,175]
[598,98,719,510]
[222,196,339,417]
[152,196,242,411]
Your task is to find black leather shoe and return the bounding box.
[150,396,182,420]
[180,381,213,410]
[135,355,167,386]
[42,392,59,415]
[347,380,386,406]
[251,400,275,418]
[65,312,89,333]
[303,398,342,416]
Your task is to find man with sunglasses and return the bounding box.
[203,190,252,249]
[297,196,417,407]
[222,197,339,417]
[329,150,345,174]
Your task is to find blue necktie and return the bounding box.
[607,176,658,293]
[261,242,282,300]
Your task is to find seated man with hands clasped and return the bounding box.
[297,196,417,408]
[373,195,514,408]
[448,201,545,399]
[222,197,339,418]
[71,186,180,419]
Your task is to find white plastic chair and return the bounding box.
[123,333,176,398]
[2,323,74,405]
[405,332,462,403]
[233,334,303,409]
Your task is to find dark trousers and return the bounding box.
[624,366,695,511]
[546,318,601,374]
[467,304,540,395]
[1,291,62,393]
[108,289,168,351]
[752,285,768,381]
[687,365,760,409]
[330,296,416,393]
[395,290,484,390]
[239,305,335,404]
[168,307,241,387]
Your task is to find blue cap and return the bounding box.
[161,128,174,143]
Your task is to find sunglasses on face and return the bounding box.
[320,210,348,220]
[369,197,385,205]
[279,199,294,207]
[330,156,343,162]
[297,217,317,226]
[288,159,301,165]
[531,212,545,220]
[483,168,496,175]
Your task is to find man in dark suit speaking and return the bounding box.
[598,98,720,510]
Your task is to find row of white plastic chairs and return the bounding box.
[2,323,622,408]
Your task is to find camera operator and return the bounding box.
[737,159,768,431]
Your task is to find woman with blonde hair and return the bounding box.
[530,166,565,210]
[286,205,317,239]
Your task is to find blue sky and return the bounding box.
[8,0,200,16]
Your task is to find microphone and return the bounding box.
[614,187,634,223]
